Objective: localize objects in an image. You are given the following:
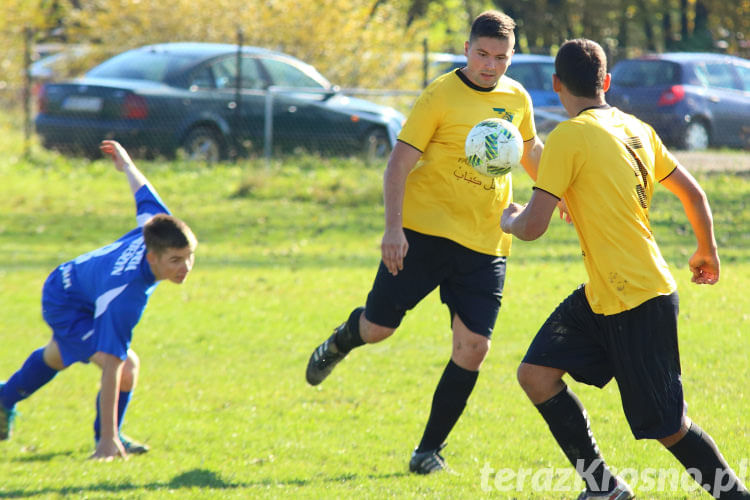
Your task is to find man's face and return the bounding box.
[462,35,515,88]
[147,246,195,284]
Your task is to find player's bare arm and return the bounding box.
[381,142,421,276]
[520,136,543,181]
[99,140,149,195]
[501,188,560,241]
[90,352,127,460]
[660,164,720,285]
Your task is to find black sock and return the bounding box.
[416,359,478,453]
[333,306,365,353]
[535,385,615,493]
[668,421,750,499]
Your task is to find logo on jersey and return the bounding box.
[111,236,146,276]
[492,108,515,122]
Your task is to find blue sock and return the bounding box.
[0,348,58,409]
[94,390,133,440]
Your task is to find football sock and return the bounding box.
[535,385,616,493]
[668,421,750,499]
[416,359,478,453]
[0,348,58,409]
[333,306,365,354]
[94,390,133,441]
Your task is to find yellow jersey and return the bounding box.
[535,106,678,315]
[398,69,536,256]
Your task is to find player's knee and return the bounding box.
[121,350,140,390]
[517,362,545,394]
[360,318,395,343]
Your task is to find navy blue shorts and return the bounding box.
[365,229,506,338]
[523,286,684,439]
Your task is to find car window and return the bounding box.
[735,64,750,91]
[505,63,540,90]
[536,62,555,91]
[612,61,679,87]
[189,66,215,89]
[88,51,194,83]
[701,62,741,90]
[261,58,326,89]
[193,56,264,90]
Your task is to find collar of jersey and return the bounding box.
[455,68,498,92]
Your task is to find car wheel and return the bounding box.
[181,126,225,163]
[683,121,710,151]
[362,128,391,161]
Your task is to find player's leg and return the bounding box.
[409,315,488,474]
[409,249,504,474]
[661,418,750,498]
[623,294,750,498]
[306,229,447,386]
[519,287,624,497]
[0,339,64,440]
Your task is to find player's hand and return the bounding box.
[688,250,720,285]
[89,436,128,462]
[557,199,572,224]
[99,140,134,172]
[500,202,525,233]
[381,227,408,276]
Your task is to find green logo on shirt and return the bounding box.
[493,108,515,121]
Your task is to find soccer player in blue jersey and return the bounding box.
[0,140,197,461]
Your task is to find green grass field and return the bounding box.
[1,121,748,498]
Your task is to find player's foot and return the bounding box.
[576,476,634,500]
[0,383,17,440]
[306,329,347,386]
[409,443,448,474]
[119,434,149,455]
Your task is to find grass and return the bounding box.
[0,118,748,498]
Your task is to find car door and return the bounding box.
[185,55,266,151]
[695,61,749,148]
[257,56,338,151]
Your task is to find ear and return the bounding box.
[464,40,470,57]
[145,250,159,278]
[552,73,562,93]
[602,73,612,92]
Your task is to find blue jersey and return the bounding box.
[42,184,170,363]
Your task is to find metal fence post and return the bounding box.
[23,26,33,158]
[264,87,275,167]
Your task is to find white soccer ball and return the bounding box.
[465,118,523,177]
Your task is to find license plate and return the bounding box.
[62,96,103,112]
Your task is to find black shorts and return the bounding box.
[365,229,506,338]
[523,286,684,439]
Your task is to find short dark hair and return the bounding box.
[143,214,197,254]
[554,39,607,98]
[469,10,516,43]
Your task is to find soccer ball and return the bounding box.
[465,118,523,177]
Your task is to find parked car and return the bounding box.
[35,42,405,161]
[607,52,750,150]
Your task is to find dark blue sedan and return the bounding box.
[36,42,405,161]
[607,52,750,150]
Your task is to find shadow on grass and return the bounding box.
[0,468,409,498]
[11,450,76,462]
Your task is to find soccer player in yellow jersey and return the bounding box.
[306,10,544,473]
[502,39,749,499]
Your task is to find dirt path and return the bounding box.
[675,151,750,173]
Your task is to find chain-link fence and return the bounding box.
[4,36,424,163]
[3,32,748,162]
